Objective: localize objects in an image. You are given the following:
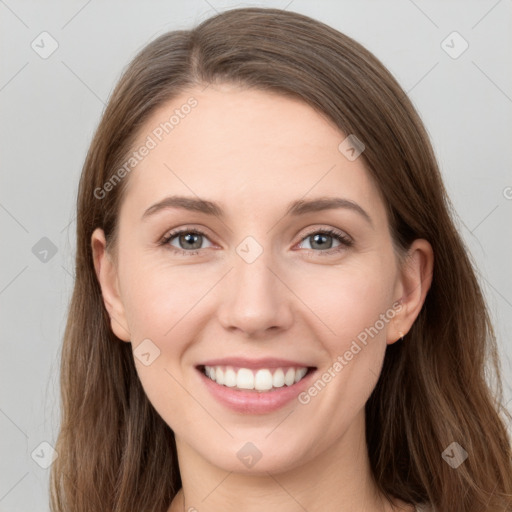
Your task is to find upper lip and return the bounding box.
[197,357,316,369]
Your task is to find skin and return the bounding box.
[92,84,433,512]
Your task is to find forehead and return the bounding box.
[120,84,386,223]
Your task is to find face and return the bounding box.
[93,84,428,475]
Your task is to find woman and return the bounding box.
[50,7,512,512]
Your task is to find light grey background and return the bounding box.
[1,0,511,510]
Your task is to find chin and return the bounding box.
[197,435,314,475]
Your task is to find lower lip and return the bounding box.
[197,368,316,414]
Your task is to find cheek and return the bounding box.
[291,263,395,443]
[119,251,201,340]
[119,254,206,428]
[297,256,396,350]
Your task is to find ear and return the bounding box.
[91,228,131,342]
[388,238,434,345]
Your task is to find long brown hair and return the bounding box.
[50,7,512,511]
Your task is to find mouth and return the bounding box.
[195,359,318,414]
[197,364,316,392]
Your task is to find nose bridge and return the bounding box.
[235,236,275,290]
[232,233,281,304]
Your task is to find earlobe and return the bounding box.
[91,228,131,342]
[388,238,434,344]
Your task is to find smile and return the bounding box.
[201,365,310,392]
[196,358,317,414]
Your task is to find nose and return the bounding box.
[216,244,294,337]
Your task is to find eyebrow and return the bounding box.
[141,195,373,226]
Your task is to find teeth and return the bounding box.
[224,367,237,387]
[203,365,310,391]
[295,367,307,382]
[254,369,273,391]
[237,368,254,390]
[273,368,285,387]
[284,368,295,386]
[215,367,225,385]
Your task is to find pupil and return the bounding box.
[182,233,201,249]
[312,233,332,250]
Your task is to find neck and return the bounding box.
[169,411,408,512]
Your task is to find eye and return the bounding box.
[159,226,353,257]
[160,228,213,256]
[297,228,353,255]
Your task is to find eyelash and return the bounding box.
[159,227,353,257]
